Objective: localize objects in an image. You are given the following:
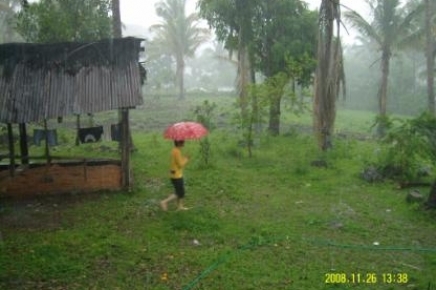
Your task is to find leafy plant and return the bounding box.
[15,0,112,42]
[371,113,435,181]
[194,100,216,167]
[233,79,269,157]
[194,100,216,131]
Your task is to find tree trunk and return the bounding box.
[112,0,122,38]
[237,42,250,117]
[112,0,133,190]
[314,0,335,151]
[377,49,391,137]
[176,56,185,99]
[247,51,257,158]
[426,0,435,115]
[268,94,281,136]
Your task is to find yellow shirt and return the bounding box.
[170,147,188,179]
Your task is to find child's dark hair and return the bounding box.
[174,140,185,147]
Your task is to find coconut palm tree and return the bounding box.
[405,0,436,115]
[313,0,344,151]
[344,0,419,136]
[150,0,209,99]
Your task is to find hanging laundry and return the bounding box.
[33,129,58,146]
[78,126,103,143]
[111,123,121,142]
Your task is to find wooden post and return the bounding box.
[427,179,436,208]
[7,123,15,177]
[18,123,29,165]
[43,119,51,165]
[75,115,81,146]
[120,108,131,190]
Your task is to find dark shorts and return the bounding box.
[171,178,185,198]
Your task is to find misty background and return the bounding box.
[0,0,427,117]
[119,0,425,117]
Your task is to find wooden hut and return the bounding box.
[0,37,144,197]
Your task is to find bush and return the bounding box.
[368,114,436,182]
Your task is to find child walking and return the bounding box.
[160,140,189,211]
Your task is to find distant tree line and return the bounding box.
[4,0,436,149]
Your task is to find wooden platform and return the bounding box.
[0,159,122,197]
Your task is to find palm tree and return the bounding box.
[344,0,418,136]
[409,0,436,115]
[150,0,209,99]
[313,0,344,151]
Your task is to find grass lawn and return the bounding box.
[1,93,436,289]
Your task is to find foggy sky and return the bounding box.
[121,0,369,44]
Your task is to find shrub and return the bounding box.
[369,113,436,182]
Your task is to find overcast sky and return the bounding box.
[121,0,368,27]
[120,0,369,44]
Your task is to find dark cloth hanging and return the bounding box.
[78,126,103,143]
[33,129,58,146]
[111,123,121,142]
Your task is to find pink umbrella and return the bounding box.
[163,121,208,140]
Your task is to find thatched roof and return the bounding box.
[0,37,145,124]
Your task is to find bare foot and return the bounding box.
[160,201,168,211]
[177,206,190,211]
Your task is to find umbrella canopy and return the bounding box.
[163,121,208,140]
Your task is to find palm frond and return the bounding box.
[344,10,382,46]
[149,0,209,98]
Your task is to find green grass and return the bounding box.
[1,94,436,290]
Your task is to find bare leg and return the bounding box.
[160,194,177,211]
[177,198,189,210]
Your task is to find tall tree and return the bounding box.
[111,0,133,189]
[409,0,436,115]
[253,0,317,136]
[425,0,435,115]
[344,0,418,136]
[15,0,112,42]
[150,0,209,99]
[395,0,436,115]
[198,0,259,124]
[314,0,344,151]
[0,0,21,42]
[199,0,316,136]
